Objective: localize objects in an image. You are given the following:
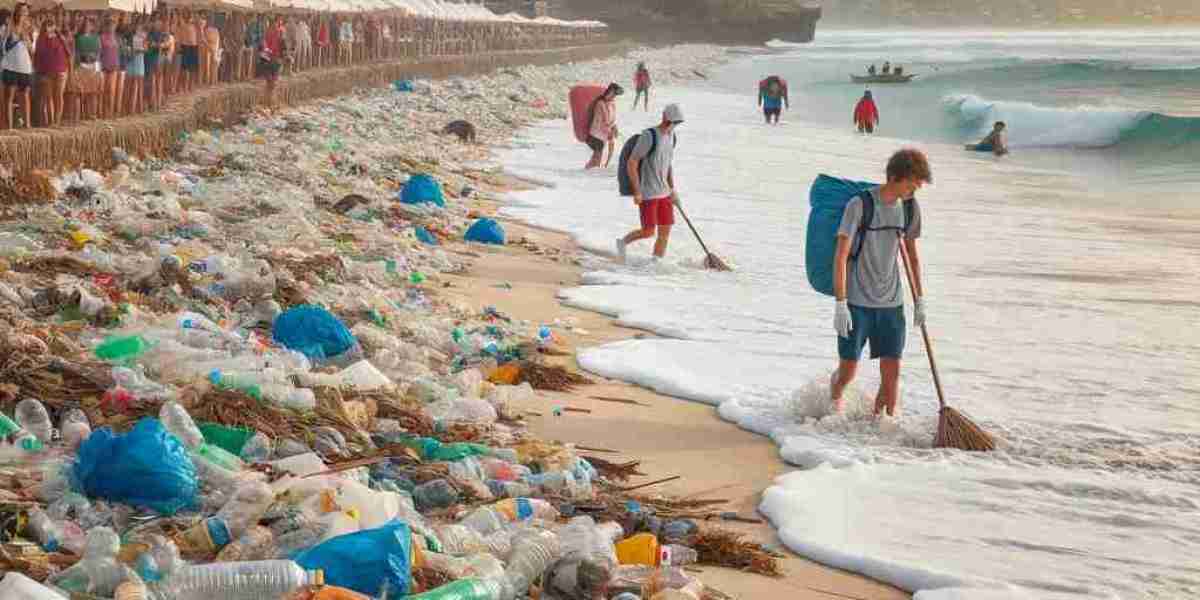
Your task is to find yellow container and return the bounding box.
[615,533,660,566]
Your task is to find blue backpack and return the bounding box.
[805,174,915,296]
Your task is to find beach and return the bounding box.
[1,29,1195,599]
[438,215,911,600]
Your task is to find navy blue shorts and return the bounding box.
[838,305,906,361]
[764,107,781,118]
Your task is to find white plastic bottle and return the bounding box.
[153,560,321,600]
[0,571,68,599]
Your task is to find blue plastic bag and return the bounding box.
[393,79,414,92]
[464,218,505,245]
[414,225,439,245]
[399,174,445,207]
[804,175,876,296]
[72,418,198,515]
[272,305,358,362]
[294,519,412,596]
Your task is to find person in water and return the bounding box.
[831,148,929,417]
[632,62,650,111]
[585,83,621,169]
[616,103,684,263]
[968,121,1009,155]
[758,77,788,125]
[854,90,879,134]
[882,61,891,75]
[868,64,877,76]
[894,65,904,76]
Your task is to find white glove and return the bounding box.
[670,190,682,208]
[913,297,926,329]
[834,300,852,338]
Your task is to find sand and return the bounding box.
[440,209,910,600]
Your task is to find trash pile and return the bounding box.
[0,46,765,599]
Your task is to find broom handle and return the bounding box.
[898,241,947,410]
[674,204,715,257]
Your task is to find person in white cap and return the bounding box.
[616,103,684,262]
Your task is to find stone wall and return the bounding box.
[0,43,628,175]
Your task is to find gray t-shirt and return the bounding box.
[836,187,922,308]
[629,127,676,200]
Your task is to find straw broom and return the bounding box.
[898,242,995,451]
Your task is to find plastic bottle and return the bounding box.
[404,578,503,600]
[210,369,264,401]
[217,526,275,562]
[262,385,317,411]
[460,498,559,536]
[112,366,174,401]
[60,409,92,450]
[216,481,276,538]
[503,530,562,599]
[95,334,153,362]
[15,398,53,444]
[434,524,487,556]
[158,401,205,449]
[663,544,698,566]
[153,560,322,600]
[287,586,371,600]
[48,527,131,597]
[114,581,148,600]
[25,507,63,551]
[0,571,68,599]
[0,412,43,452]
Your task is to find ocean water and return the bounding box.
[499,31,1200,599]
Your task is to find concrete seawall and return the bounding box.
[0,42,628,175]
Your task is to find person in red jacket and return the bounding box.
[854,90,879,134]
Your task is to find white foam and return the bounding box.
[498,57,1200,598]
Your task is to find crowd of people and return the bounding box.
[0,3,606,129]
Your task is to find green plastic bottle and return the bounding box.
[404,578,501,600]
[94,335,152,362]
[0,413,43,452]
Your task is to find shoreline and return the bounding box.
[440,211,911,600]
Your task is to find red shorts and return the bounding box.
[638,196,675,229]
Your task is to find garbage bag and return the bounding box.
[294,519,412,597]
[399,174,445,207]
[72,418,198,515]
[272,305,359,362]
[464,219,505,245]
[198,423,256,456]
[393,79,414,92]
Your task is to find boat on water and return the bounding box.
[851,74,916,84]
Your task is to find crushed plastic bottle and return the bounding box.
[503,529,562,599]
[15,398,53,444]
[60,408,93,450]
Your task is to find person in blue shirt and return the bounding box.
[758,76,788,125]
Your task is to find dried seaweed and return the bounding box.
[516,361,593,392]
[691,528,784,577]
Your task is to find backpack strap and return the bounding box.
[851,190,874,261]
[851,192,914,261]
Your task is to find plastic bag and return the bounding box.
[294,519,412,597]
[463,219,505,245]
[399,174,445,207]
[72,418,198,515]
[272,305,360,363]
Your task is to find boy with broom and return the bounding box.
[829,148,929,417]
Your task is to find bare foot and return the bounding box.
[829,370,845,413]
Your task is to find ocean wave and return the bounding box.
[943,93,1200,152]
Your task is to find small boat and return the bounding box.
[850,74,916,84]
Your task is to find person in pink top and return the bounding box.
[34,18,71,126]
[584,83,621,169]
